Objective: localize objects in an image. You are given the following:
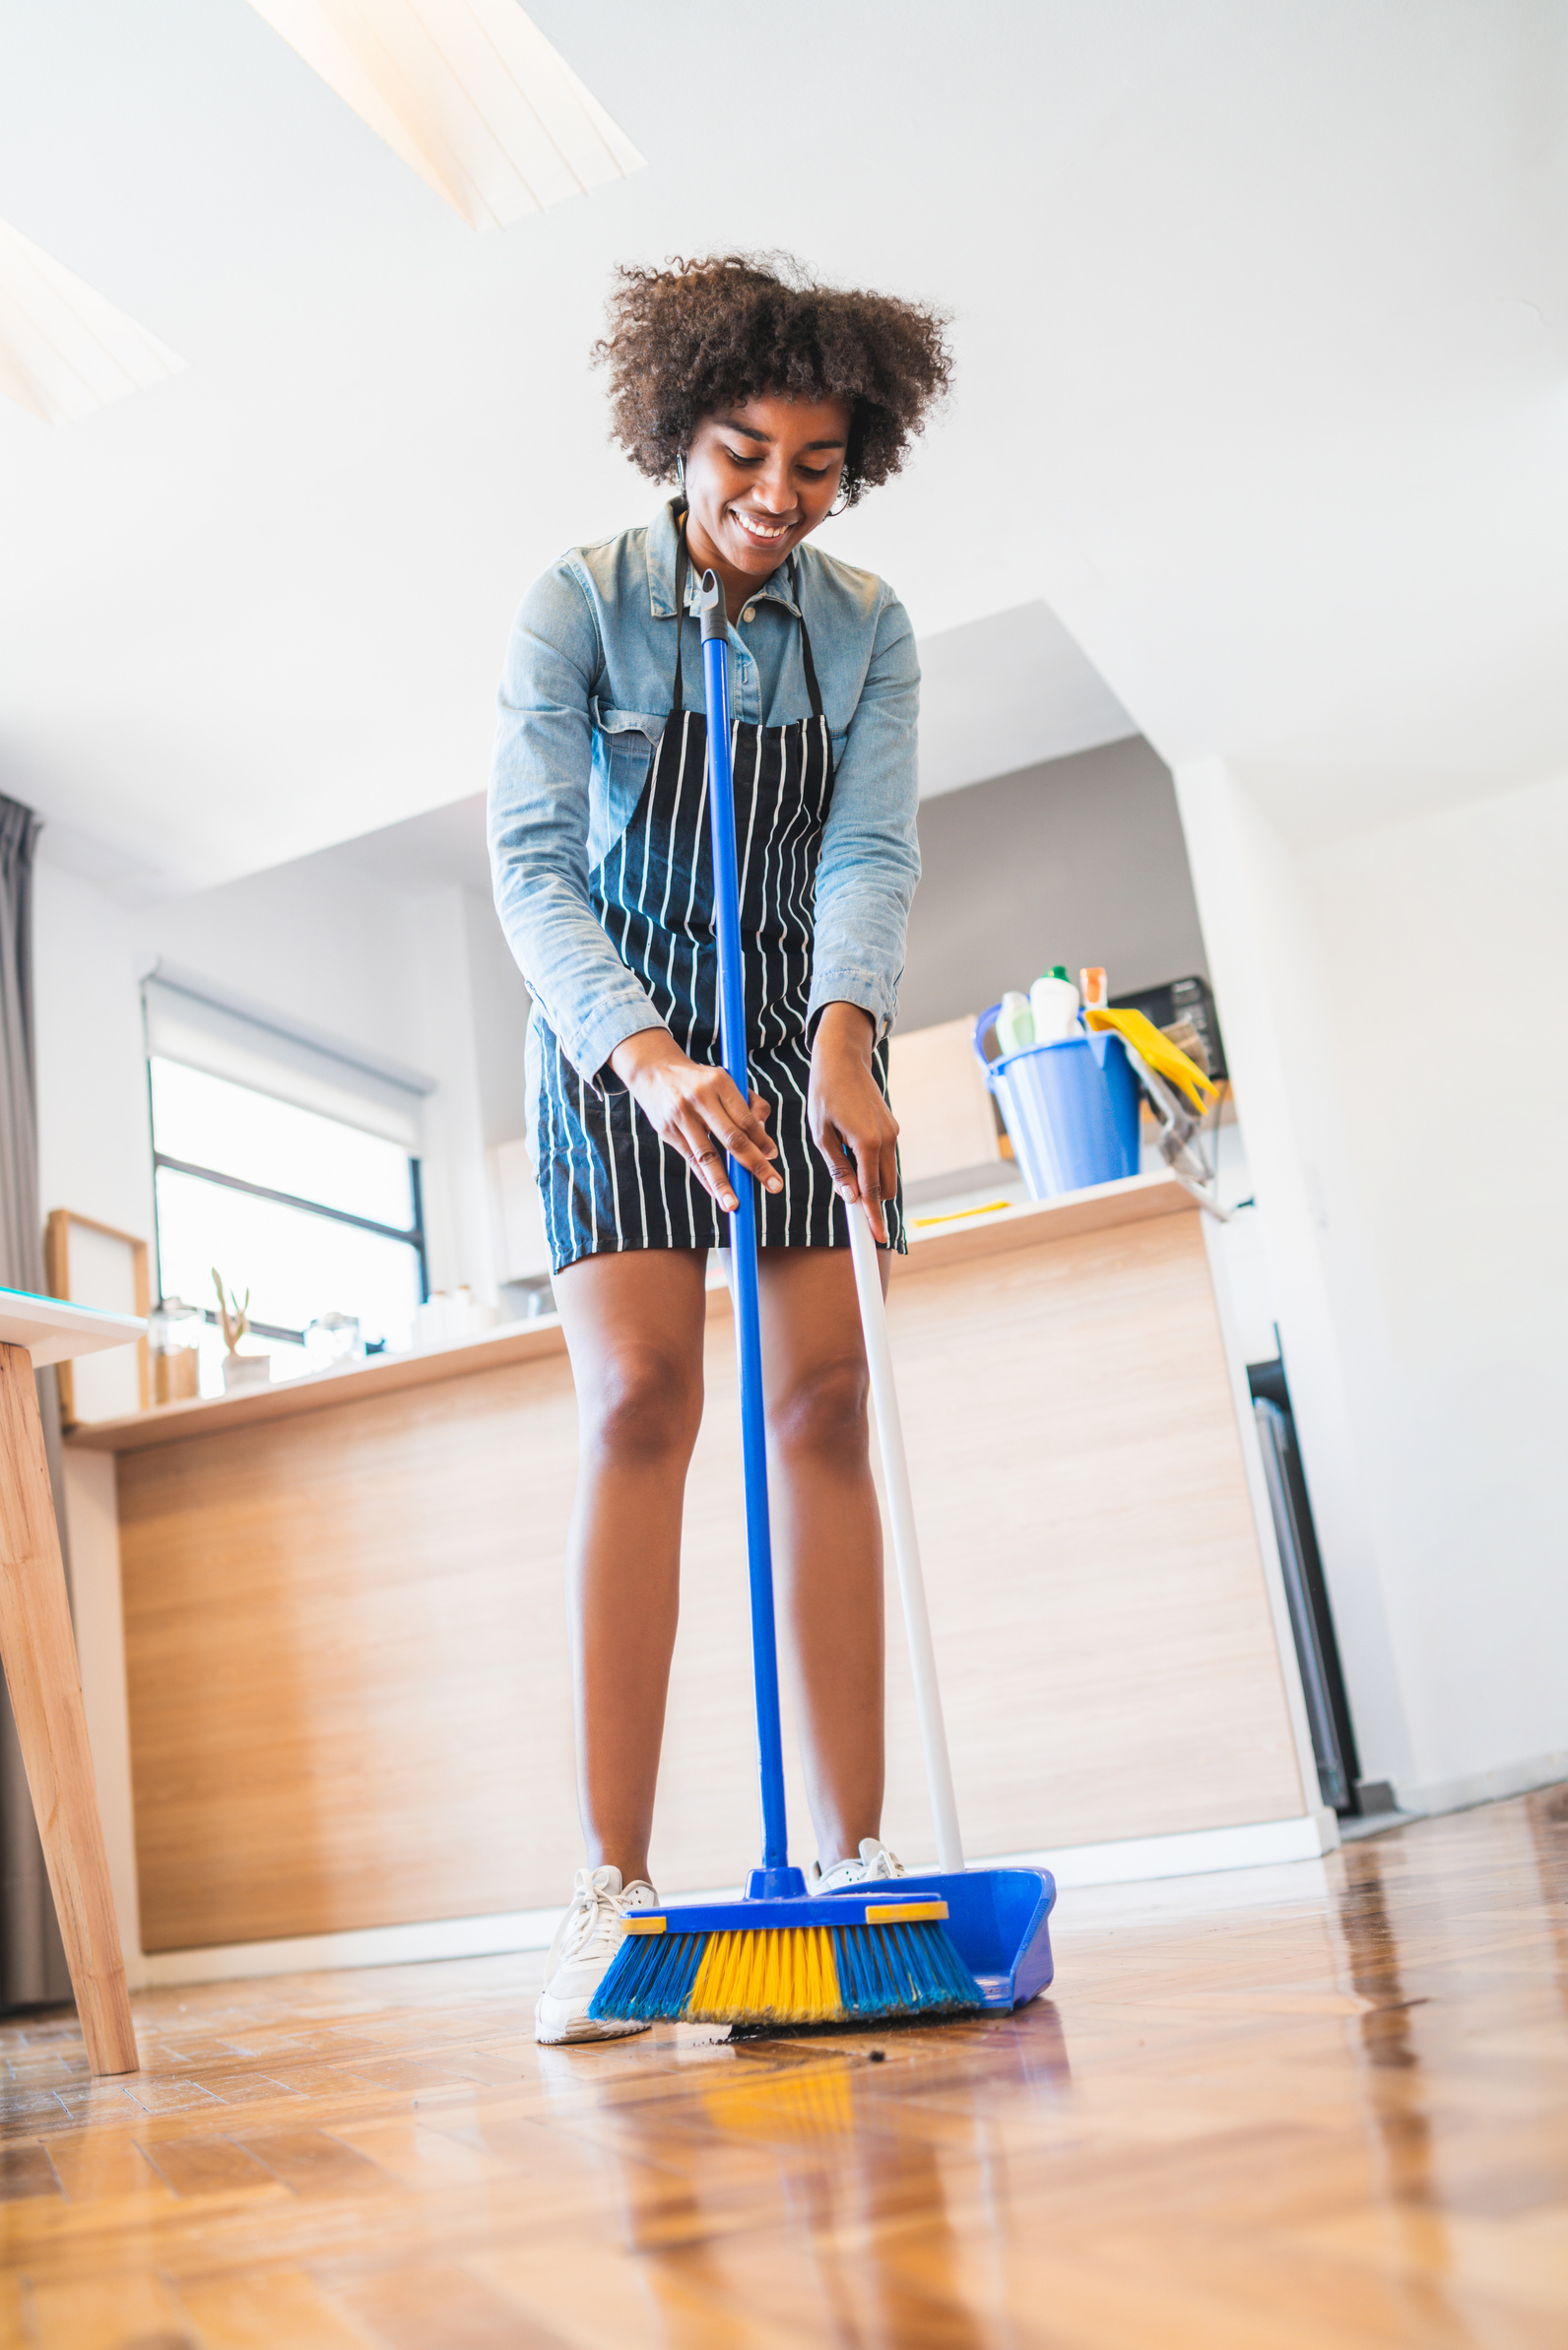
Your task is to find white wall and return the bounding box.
[898,736,1209,1035]
[1176,759,1568,1810]
[33,865,158,1263]
[1307,770,1568,1805]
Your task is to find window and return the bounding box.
[143,972,431,1394]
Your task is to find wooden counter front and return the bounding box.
[81,1174,1312,1956]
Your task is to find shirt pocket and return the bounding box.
[592,703,662,789]
[590,703,664,863]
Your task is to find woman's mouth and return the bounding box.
[729,508,795,550]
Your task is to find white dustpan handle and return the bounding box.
[847,1204,966,1872]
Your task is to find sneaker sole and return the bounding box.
[534,1998,650,2047]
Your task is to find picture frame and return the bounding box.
[43,1210,151,1427]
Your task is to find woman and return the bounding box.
[489,254,949,2043]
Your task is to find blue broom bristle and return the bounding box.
[589,1916,982,2027]
[588,1930,706,2022]
[833,1920,974,2017]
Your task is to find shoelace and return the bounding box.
[816,1840,905,1890]
[545,1865,626,1976]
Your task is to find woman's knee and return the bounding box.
[580,1342,703,1466]
[767,1353,870,1465]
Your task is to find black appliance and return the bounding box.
[1246,1358,1388,1817]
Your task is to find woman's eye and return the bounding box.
[721,446,758,466]
[799,464,832,481]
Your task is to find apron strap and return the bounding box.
[669,510,825,726]
[672,507,689,716]
[792,555,826,725]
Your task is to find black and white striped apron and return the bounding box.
[534,524,904,1275]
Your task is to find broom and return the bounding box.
[589,564,982,2029]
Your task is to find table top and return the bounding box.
[0,1287,145,1368]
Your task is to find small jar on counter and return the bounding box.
[304,1312,363,1373]
[149,1297,202,1403]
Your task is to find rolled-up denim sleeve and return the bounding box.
[488,564,664,1083]
[808,591,922,1041]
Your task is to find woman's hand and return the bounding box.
[809,1002,898,1244]
[608,1026,781,1214]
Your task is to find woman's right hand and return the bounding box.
[608,1026,781,1214]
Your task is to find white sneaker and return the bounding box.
[810,1838,906,1895]
[534,1865,659,2045]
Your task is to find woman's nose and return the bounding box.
[756,459,796,515]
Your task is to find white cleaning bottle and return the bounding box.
[995,991,1035,1055]
[1029,966,1080,1044]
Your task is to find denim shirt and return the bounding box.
[488,498,921,1084]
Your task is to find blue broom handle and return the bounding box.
[697,574,797,1894]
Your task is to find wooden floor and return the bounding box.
[0,1790,1563,2348]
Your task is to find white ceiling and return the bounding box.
[3,1,1563,899]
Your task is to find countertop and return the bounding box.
[69,1170,1196,1455]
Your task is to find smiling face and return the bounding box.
[681,391,851,606]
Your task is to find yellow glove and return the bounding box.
[1085,1007,1219,1115]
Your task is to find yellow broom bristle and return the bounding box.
[685,1926,843,2024]
[688,1930,726,2014]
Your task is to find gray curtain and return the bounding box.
[0,793,70,2005]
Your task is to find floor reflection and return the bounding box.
[539,2005,1074,2346]
[703,2051,984,2347]
[1340,1847,1429,2080]
[1335,1836,1466,2346]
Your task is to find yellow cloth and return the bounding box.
[1085,1007,1219,1115]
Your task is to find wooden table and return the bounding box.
[0,1288,141,2073]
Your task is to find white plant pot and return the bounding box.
[222,1352,271,1392]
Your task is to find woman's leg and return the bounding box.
[554,1248,709,1887]
[755,1244,890,1871]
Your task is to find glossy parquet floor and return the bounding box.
[1,1790,1564,2349]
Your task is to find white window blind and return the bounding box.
[141,965,433,1150]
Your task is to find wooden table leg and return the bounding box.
[0,1342,137,2075]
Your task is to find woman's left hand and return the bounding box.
[809,1002,899,1244]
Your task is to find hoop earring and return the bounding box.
[827,487,850,518]
[676,452,686,492]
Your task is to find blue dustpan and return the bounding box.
[821,1865,1055,2009]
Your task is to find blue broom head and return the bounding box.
[588,1893,984,2028]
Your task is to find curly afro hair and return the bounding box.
[592,252,951,509]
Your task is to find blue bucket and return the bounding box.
[974,1007,1141,1199]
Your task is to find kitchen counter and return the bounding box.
[72,1169,1195,1455]
[73,1170,1329,1976]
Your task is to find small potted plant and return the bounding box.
[213,1269,269,1392]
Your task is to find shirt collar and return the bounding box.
[645,497,803,621]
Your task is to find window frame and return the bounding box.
[147,1064,430,1348]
